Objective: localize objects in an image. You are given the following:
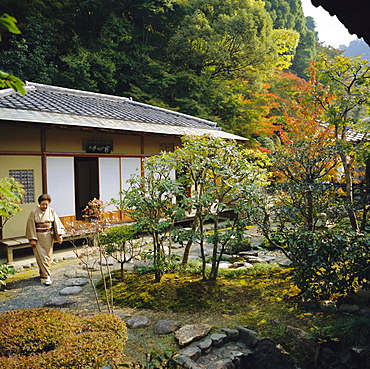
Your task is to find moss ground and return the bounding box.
[100,264,363,367]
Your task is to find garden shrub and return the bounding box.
[332,316,370,348]
[275,229,370,300]
[0,308,127,368]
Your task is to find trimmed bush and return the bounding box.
[0,308,127,368]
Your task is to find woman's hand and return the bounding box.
[30,240,37,247]
[56,236,63,244]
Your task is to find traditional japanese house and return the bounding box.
[0,82,245,249]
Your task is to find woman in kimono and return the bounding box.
[26,194,65,285]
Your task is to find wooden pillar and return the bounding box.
[41,128,47,194]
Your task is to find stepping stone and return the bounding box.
[64,270,89,278]
[59,286,83,295]
[175,324,212,346]
[126,315,151,328]
[65,278,89,286]
[181,346,201,361]
[153,319,181,335]
[44,296,77,307]
[198,338,213,354]
[63,255,77,260]
[210,333,228,347]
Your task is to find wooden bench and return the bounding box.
[0,237,31,263]
[0,232,95,263]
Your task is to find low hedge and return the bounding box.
[0,308,127,368]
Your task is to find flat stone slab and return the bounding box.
[65,278,89,286]
[153,319,181,335]
[64,270,89,278]
[59,286,83,295]
[126,315,151,329]
[175,324,212,346]
[44,296,77,307]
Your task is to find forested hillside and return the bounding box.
[0,0,316,142]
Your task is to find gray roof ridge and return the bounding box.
[127,100,218,128]
[0,84,36,97]
[26,81,132,103]
[24,82,217,128]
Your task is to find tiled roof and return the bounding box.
[0,82,247,141]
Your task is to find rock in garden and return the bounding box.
[222,328,239,341]
[207,358,235,369]
[181,346,202,361]
[99,257,115,266]
[175,355,202,369]
[210,333,228,347]
[318,300,337,313]
[244,256,264,264]
[153,319,181,335]
[64,270,89,278]
[65,277,89,286]
[237,326,259,348]
[198,338,213,354]
[238,251,258,257]
[44,296,77,306]
[338,304,360,313]
[63,255,77,260]
[59,286,83,295]
[175,324,212,346]
[249,338,298,369]
[359,307,370,317]
[126,315,151,329]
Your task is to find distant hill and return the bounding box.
[341,39,370,59]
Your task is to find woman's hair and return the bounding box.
[38,194,52,204]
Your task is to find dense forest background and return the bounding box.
[0,0,330,142]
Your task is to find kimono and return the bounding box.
[25,206,65,278]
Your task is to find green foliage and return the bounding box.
[273,229,370,300]
[0,177,25,229]
[99,224,142,278]
[332,316,370,348]
[223,235,251,255]
[0,13,26,94]
[171,135,271,280]
[0,309,127,368]
[310,316,370,348]
[167,0,277,79]
[113,153,185,282]
[263,0,316,78]
[0,14,21,39]
[0,264,14,287]
[0,0,315,139]
[309,54,370,232]
[0,15,58,85]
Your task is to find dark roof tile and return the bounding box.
[0,82,218,130]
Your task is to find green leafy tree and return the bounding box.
[98,224,142,281]
[0,177,25,232]
[308,54,370,231]
[113,154,184,283]
[0,15,58,85]
[0,13,26,94]
[264,0,316,78]
[173,135,270,280]
[167,0,277,79]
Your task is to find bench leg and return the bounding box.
[7,248,13,263]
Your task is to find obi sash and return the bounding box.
[36,222,52,233]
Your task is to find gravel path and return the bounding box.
[0,257,114,315]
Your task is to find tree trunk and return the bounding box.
[182,216,199,265]
[340,152,359,232]
[209,216,219,281]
